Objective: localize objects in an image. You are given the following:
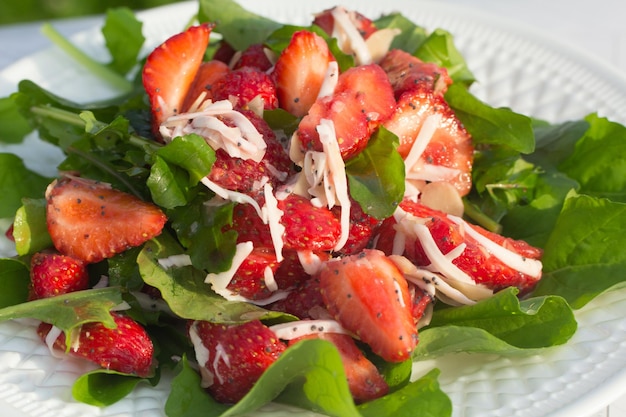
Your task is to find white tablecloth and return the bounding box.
[0,1,624,416]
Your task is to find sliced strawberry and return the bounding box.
[313,7,378,40]
[226,246,280,300]
[142,24,212,137]
[211,66,278,110]
[297,64,395,160]
[38,313,155,377]
[207,109,292,194]
[4,223,14,242]
[232,43,274,72]
[290,332,388,403]
[376,199,543,293]
[182,60,230,112]
[271,275,326,319]
[380,49,452,97]
[229,198,273,246]
[278,193,342,252]
[408,283,434,325]
[29,250,89,300]
[272,30,335,117]
[212,41,237,65]
[383,84,474,196]
[318,249,418,362]
[191,319,286,404]
[45,176,167,264]
[332,201,382,256]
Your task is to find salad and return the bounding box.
[1,0,626,416]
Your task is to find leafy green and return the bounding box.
[532,193,626,308]
[0,154,51,218]
[12,198,53,255]
[0,258,30,308]
[0,97,32,143]
[101,8,145,75]
[373,13,428,54]
[346,127,405,219]
[73,370,145,407]
[415,29,475,86]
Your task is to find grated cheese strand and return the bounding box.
[317,61,339,99]
[330,7,372,65]
[269,319,349,340]
[262,182,285,262]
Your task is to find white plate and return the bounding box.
[1,1,626,417]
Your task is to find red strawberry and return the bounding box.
[376,199,543,294]
[297,64,396,160]
[29,250,89,300]
[142,24,212,137]
[207,109,292,193]
[271,275,326,319]
[380,49,452,97]
[290,332,388,403]
[273,249,331,291]
[212,41,237,65]
[232,43,274,72]
[383,84,474,196]
[182,60,230,112]
[45,176,167,264]
[332,201,382,256]
[226,246,280,300]
[4,223,14,242]
[38,313,155,377]
[211,66,279,110]
[278,193,342,252]
[190,319,286,404]
[408,283,434,325]
[312,7,378,40]
[318,249,418,362]
[272,30,335,117]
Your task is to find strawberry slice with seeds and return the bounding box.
[182,60,230,112]
[297,63,395,160]
[211,66,279,110]
[38,313,155,377]
[318,249,418,362]
[45,176,167,264]
[380,49,452,97]
[190,319,286,404]
[226,246,280,300]
[383,84,474,196]
[232,43,274,71]
[142,24,212,136]
[290,332,389,403]
[272,30,335,117]
[29,250,89,300]
[313,7,378,40]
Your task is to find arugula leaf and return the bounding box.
[0,96,32,144]
[102,8,145,75]
[72,370,145,407]
[346,127,405,219]
[12,198,53,256]
[415,29,475,86]
[445,84,535,154]
[137,234,284,323]
[532,192,626,308]
[0,154,51,219]
[198,0,282,51]
[414,288,577,358]
[373,13,428,54]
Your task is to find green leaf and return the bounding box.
[12,198,53,256]
[358,369,451,417]
[532,193,626,308]
[346,127,405,219]
[0,258,30,308]
[72,369,143,407]
[414,288,577,358]
[156,134,216,185]
[0,96,32,144]
[137,234,283,323]
[0,154,51,218]
[445,83,535,154]
[198,0,282,51]
[558,114,626,202]
[415,29,475,85]
[373,13,428,54]
[102,8,145,75]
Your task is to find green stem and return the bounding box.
[462,199,503,234]
[41,23,133,93]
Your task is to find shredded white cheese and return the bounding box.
[206,241,255,294]
[269,319,349,340]
[330,7,372,65]
[201,177,264,218]
[213,342,231,385]
[188,322,214,388]
[297,250,324,276]
[157,254,193,269]
[263,265,278,292]
[262,182,285,262]
[316,61,339,99]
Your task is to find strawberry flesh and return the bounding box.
[29,250,89,300]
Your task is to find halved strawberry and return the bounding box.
[297,63,395,160]
[211,66,278,110]
[190,319,286,404]
[380,49,452,97]
[290,332,389,403]
[383,84,474,196]
[232,43,274,72]
[318,249,418,362]
[182,60,230,112]
[271,275,326,319]
[207,109,293,193]
[332,200,382,256]
[45,176,167,264]
[376,199,543,293]
[142,24,212,136]
[278,193,342,252]
[38,313,155,377]
[313,7,378,40]
[226,246,280,300]
[272,30,335,117]
[29,250,89,300]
